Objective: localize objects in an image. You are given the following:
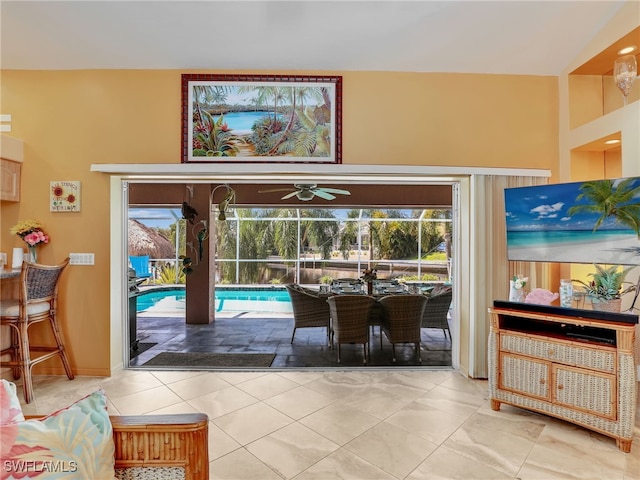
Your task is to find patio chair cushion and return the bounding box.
[0,389,115,479]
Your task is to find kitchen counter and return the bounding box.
[0,268,20,280]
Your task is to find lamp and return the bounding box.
[613,54,637,106]
[210,184,236,221]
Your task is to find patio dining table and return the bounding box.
[311,285,417,332]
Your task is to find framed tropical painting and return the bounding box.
[181,74,342,163]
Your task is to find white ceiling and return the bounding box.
[0,0,628,75]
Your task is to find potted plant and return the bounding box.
[319,275,333,285]
[573,264,636,312]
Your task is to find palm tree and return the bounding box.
[273,210,298,260]
[214,216,237,283]
[418,209,450,256]
[300,209,339,259]
[567,178,640,237]
[339,210,360,260]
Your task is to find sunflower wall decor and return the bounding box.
[50,180,81,212]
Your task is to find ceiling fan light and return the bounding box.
[296,190,314,201]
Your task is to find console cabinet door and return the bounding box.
[499,353,550,401]
[552,364,616,420]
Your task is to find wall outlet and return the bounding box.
[69,253,94,265]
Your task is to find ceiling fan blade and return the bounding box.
[312,189,336,200]
[319,187,351,195]
[258,188,295,194]
[281,191,300,200]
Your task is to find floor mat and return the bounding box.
[130,342,157,359]
[142,352,276,368]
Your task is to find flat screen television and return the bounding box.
[504,176,640,265]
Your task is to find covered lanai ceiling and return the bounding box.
[128,182,454,208]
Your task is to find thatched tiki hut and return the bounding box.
[128,219,174,258]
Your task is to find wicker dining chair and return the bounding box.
[379,294,428,363]
[327,295,376,365]
[422,288,453,340]
[285,284,331,345]
[0,258,74,403]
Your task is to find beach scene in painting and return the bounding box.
[505,177,640,265]
[187,79,337,162]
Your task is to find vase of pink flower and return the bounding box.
[10,219,50,264]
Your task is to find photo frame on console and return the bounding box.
[181,74,342,164]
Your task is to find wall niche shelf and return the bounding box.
[568,26,640,130]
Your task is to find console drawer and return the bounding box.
[500,332,615,373]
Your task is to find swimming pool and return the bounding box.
[135,286,293,314]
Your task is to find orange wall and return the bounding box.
[0,69,559,375]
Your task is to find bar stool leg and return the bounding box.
[48,316,74,380]
[18,320,34,404]
[10,328,21,380]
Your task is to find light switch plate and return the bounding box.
[69,253,94,265]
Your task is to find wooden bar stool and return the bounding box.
[0,258,74,403]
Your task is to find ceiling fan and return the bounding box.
[259,184,351,201]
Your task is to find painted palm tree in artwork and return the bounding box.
[193,86,228,122]
[238,84,330,158]
[567,178,640,237]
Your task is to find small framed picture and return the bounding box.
[50,181,81,212]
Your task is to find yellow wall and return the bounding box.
[0,69,559,375]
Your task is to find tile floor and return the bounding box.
[129,312,452,369]
[14,369,640,480]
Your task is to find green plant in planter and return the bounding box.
[573,264,635,304]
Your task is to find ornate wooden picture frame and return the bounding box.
[181,74,342,163]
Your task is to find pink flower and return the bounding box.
[22,229,49,246]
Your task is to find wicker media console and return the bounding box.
[488,301,638,452]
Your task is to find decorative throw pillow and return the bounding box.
[0,389,115,479]
[0,380,25,425]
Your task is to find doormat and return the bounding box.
[130,342,157,359]
[142,352,276,368]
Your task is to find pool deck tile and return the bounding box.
[130,314,452,369]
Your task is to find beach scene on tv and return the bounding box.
[505,177,640,265]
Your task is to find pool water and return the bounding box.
[135,289,186,312]
[136,287,293,314]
